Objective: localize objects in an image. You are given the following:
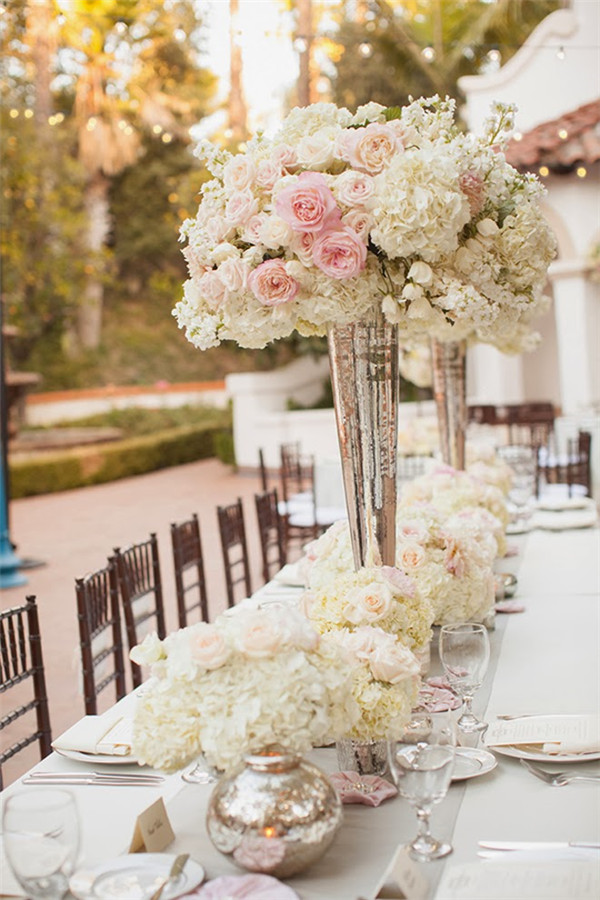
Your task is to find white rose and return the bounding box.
[255,158,281,191]
[223,155,256,192]
[334,170,376,207]
[343,581,392,624]
[212,242,239,264]
[369,643,420,684]
[225,189,259,226]
[295,128,338,169]
[189,624,231,670]
[398,541,427,570]
[217,256,249,292]
[129,632,164,666]
[342,209,373,241]
[259,214,294,250]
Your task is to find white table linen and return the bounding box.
[1,527,599,900]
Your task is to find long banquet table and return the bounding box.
[1,526,599,899]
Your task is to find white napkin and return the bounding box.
[51,714,133,756]
[542,736,600,755]
[485,715,600,755]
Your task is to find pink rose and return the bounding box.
[255,159,282,191]
[459,171,485,216]
[243,213,269,245]
[189,624,230,669]
[444,538,467,577]
[275,171,340,234]
[382,565,417,598]
[223,155,256,192]
[334,170,376,207]
[342,209,373,241]
[290,230,317,266]
[248,259,299,307]
[198,269,227,307]
[312,227,367,280]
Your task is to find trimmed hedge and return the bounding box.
[9,423,234,499]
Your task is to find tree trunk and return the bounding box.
[78,173,110,350]
[228,0,248,142]
[296,0,314,107]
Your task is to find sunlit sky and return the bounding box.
[196,0,300,138]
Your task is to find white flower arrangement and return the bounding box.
[129,607,358,774]
[174,96,555,353]
[301,503,497,627]
[323,626,420,740]
[301,564,434,653]
[400,463,510,535]
[466,443,514,496]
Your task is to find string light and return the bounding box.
[86,117,97,131]
[9,109,19,118]
[161,133,172,143]
[359,42,373,58]
[576,167,587,178]
[558,128,568,140]
[513,132,523,142]
[422,46,435,61]
[152,124,163,134]
[24,109,33,119]
[538,166,549,177]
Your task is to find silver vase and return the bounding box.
[336,738,389,777]
[327,310,399,568]
[206,746,342,878]
[431,338,467,470]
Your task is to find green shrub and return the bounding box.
[9,423,232,499]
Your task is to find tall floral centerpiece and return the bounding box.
[175,95,555,566]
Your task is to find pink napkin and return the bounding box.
[495,599,526,613]
[416,676,462,712]
[504,544,519,557]
[187,873,299,899]
[329,770,397,806]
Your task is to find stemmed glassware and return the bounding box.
[3,788,80,898]
[388,712,456,862]
[497,444,537,532]
[439,622,490,734]
[181,753,220,784]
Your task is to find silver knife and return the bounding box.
[25,771,163,782]
[479,841,600,850]
[22,775,163,786]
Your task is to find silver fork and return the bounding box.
[520,758,600,786]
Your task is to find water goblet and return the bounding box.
[439,622,490,734]
[497,445,537,532]
[3,788,80,899]
[388,712,456,862]
[181,753,220,784]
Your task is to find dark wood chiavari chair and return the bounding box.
[0,596,52,789]
[170,513,210,628]
[254,488,287,585]
[217,498,252,608]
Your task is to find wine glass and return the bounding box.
[439,622,490,734]
[497,444,537,532]
[388,712,456,862]
[2,788,80,898]
[181,753,220,784]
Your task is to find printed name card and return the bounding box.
[436,861,599,900]
[130,797,175,853]
[374,846,429,900]
[485,715,600,753]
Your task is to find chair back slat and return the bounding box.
[217,498,252,608]
[113,533,166,688]
[0,596,52,789]
[76,559,126,715]
[171,513,209,627]
[255,489,286,585]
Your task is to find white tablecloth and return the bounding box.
[1,527,599,899]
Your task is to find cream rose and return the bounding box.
[342,123,399,174]
[248,259,299,306]
[189,624,231,670]
[343,581,392,624]
[398,541,427,571]
[369,642,420,684]
[238,617,284,657]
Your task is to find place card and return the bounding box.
[436,861,599,899]
[374,846,429,900]
[485,715,600,750]
[129,797,175,853]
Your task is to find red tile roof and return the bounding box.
[505,99,600,172]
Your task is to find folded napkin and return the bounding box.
[495,600,526,614]
[189,873,299,899]
[51,714,133,756]
[416,676,462,712]
[542,737,600,755]
[329,771,398,806]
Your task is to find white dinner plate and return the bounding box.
[54,747,140,766]
[70,853,205,899]
[533,508,598,531]
[452,747,497,781]
[483,743,600,763]
[535,495,593,512]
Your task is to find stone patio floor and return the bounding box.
[1,458,266,786]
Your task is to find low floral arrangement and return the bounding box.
[174,96,555,353]
[395,504,497,625]
[300,564,434,653]
[400,463,510,534]
[129,607,358,774]
[300,506,497,627]
[322,626,420,740]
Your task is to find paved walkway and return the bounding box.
[1,458,265,786]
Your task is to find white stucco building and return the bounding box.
[460,0,599,423]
